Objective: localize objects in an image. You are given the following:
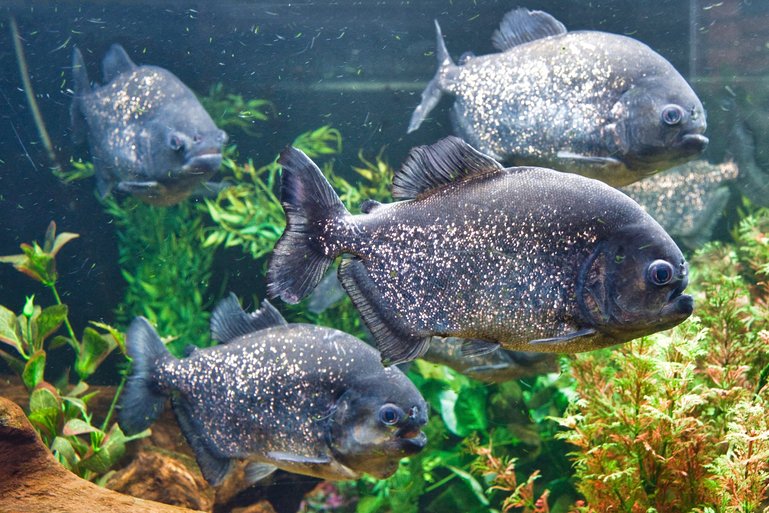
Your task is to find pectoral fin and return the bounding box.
[266,451,332,466]
[529,328,596,346]
[459,338,500,358]
[556,151,623,168]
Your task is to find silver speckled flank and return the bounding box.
[621,160,738,247]
[321,164,687,353]
[418,26,707,186]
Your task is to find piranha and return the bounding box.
[118,294,428,485]
[268,136,694,365]
[408,8,709,187]
[70,44,228,205]
[621,160,739,250]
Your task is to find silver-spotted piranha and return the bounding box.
[408,8,709,187]
[71,44,228,205]
[118,294,427,486]
[268,136,694,365]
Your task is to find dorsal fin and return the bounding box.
[101,43,136,83]
[210,293,287,344]
[392,136,503,200]
[491,8,567,52]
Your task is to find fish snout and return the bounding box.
[396,428,427,453]
[679,133,709,155]
[661,292,694,319]
[183,150,223,175]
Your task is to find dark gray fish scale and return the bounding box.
[267,137,694,365]
[408,8,708,187]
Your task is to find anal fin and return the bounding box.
[244,462,278,485]
[338,258,430,365]
[171,394,232,486]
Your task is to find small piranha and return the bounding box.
[408,8,709,187]
[70,44,228,205]
[621,160,739,250]
[118,293,428,486]
[267,136,694,365]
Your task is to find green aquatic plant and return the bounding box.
[0,221,146,482]
[559,208,769,512]
[104,198,214,355]
[199,82,274,137]
[201,125,343,260]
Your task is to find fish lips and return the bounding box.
[182,150,223,175]
[659,287,694,323]
[677,133,709,156]
[396,428,427,454]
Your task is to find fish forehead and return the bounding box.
[86,66,190,123]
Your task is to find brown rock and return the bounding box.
[230,501,278,513]
[0,395,206,513]
[107,447,214,511]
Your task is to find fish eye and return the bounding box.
[647,259,675,286]
[378,404,402,426]
[661,105,684,126]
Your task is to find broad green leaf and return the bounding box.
[79,424,128,473]
[454,386,488,433]
[63,418,101,436]
[447,466,490,506]
[36,304,68,342]
[29,383,61,412]
[0,304,22,352]
[48,335,74,351]
[75,327,117,381]
[51,436,78,468]
[89,321,125,355]
[28,407,61,438]
[22,350,46,390]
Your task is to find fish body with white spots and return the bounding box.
[408,8,708,187]
[268,137,693,365]
[118,294,427,486]
[70,44,227,205]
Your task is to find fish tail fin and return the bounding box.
[70,47,90,145]
[267,146,351,304]
[118,317,173,435]
[407,20,456,133]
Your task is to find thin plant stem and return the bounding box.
[101,374,126,432]
[49,284,78,344]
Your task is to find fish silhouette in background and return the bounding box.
[268,136,693,365]
[119,294,428,485]
[408,8,708,187]
[621,160,739,250]
[71,44,227,205]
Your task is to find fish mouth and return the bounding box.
[396,428,427,453]
[660,282,694,321]
[678,133,709,155]
[182,151,223,175]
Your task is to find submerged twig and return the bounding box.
[10,16,61,172]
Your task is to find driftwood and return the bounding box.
[0,395,206,513]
